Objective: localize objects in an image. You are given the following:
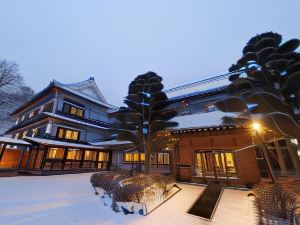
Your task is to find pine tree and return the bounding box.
[110,72,178,174]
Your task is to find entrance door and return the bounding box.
[195,151,236,179]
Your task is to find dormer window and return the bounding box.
[29,111,35,118]
[63,102,84,118]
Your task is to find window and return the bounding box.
[67,149,82,160]
[84,150,97,161]
[157,153,170,165]
[98,152,109,161]
[124,153,145,163]
[32,128,39,137]
[29,111,35,118]
[291,138,298,146]
[48,148,65,159]
[14,133,19,139]
[22,131,28,138]
[63,102,84,118]
[56,127,80,141]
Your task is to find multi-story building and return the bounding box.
[1,74,300,188]
[166,72,300,187]
[0,77,131,175]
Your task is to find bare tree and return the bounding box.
[0,59,32,107]
[0,58,35,134]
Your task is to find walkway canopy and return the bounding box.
[0,136,31,146]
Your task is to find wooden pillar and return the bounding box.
[26,147,34,169]
[40,147,48,170]
[0,144,7,162]
[61,148,68,170]
[107,151,113,170]
[95,151,100,169]
[32,149,39,169]
[80,150,85,168]
[17,148,26,169]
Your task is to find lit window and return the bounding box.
[15,133,19,139]
[56,127,80,141]
[225,152,236,173]
[84,150,97,161]
[63,103,84,118]
[48,148,65,159]
[32,128,39,137]
[98,152,109,161]
[67,149,82,160]
[22,131,28,138]
[29,111,35,118]
[124,153,145,163]
[291,138,298,146]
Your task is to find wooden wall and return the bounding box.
[176,128,261,187]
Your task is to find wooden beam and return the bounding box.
[0,144,7,162]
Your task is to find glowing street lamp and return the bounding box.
[252,122,261,131]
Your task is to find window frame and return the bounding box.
[56,127,80,141]
[62,102,85,118]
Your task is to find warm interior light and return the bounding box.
[252,122,261,131]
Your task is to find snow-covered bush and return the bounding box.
[90,172,176,215]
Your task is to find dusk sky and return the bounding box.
[1,0,299,106]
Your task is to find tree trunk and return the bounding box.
[144,144,151,174]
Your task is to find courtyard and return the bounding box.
[0,173,256,225]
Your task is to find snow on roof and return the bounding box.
[53,79,117,109]
[164,71,235,99]
[25,137,105,149]
[89,140,132,146]
[63,77,107,103]
[0,136,31,146]
[172,111,238,130]
[43,112,110,130]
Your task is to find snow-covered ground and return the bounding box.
[0,173,256,225]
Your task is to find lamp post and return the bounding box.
[251,122,275,183]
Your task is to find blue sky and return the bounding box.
[0,0,299,105]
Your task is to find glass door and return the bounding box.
[195,150,236,179]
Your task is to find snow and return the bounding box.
[166,79,230,99]
[0,173,256,225]
[63,78,108,103]
[89,140,132,146]
[53,80,117,109]
[164,72,233,99]
[43,112,110,130]
[172,111,238,130]
[0,136,31,146]
[25,137,104,150]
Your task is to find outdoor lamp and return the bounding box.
[252,122,261,131]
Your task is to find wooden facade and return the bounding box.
[172,126,261,187]
[0,144,112,175]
